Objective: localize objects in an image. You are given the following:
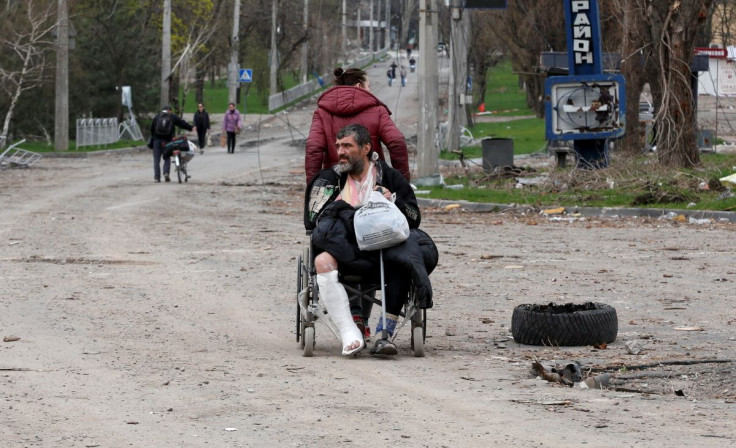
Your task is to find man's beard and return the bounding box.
[335,156,365,176]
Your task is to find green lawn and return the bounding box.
[14,139,144,153]
[440,60,545,160]
[179,79,270,115]
[442,118,546,159]
[481,60,532,115]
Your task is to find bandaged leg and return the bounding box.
[317,271,364,356]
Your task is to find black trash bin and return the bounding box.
[481,138,514,172]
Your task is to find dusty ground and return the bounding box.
[2,60,736,447]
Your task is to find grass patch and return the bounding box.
[180,79,271,115]
[425,152,736,211]
[482,60,533,115]
[441,117,546,160]
[13,139,143,153]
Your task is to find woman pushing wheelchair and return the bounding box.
[305,124,438,356]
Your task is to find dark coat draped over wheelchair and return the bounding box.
[305,161,437,308]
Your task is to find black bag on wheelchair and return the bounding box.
[162,136,189,158]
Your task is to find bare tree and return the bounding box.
[400,0,418,49]
[617,0,650,155]
[485,0,566,117]
[711,0,736,46]
[643,0,714,168]
[0,1,56,147]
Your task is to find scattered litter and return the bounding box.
[719,172,736,186]
[444,204,461,211]
[444,184,464,190]
[541,207,566,215]
[674,326,704,331]
[445,327,457,336]
[625,339,644,355]
[516,176,548,187]
[414,190,431,195]
[503,265,524,269]
[556,362,582,383]
[3,336,20,342]
[8,241,20,246]
[583,373,611,389]
[688,217,712,225]
[531,361,573,386]
[225,428,238,432]
[511,399,573,406]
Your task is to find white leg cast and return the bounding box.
[316,271,364,356]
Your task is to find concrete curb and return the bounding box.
[416,197,736,223]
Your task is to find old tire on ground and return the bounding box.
[511,302,618,346]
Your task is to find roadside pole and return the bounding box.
[161,0,171,107]
[415,0,440,185]
[227,0,241,105]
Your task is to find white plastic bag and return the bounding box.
[354,191,410,251]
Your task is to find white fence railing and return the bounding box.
[268,49,388,112]
[76,118,119,149]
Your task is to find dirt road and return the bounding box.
[3,60,736,447]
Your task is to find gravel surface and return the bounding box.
[2,59,735,447]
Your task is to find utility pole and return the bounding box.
[342,0,347,65]
[161,0,171,107]
[446,1,469,151]
[270,0,279,94]
[54,0,69,151]
[301,0,309,84]
[227,0,240,105]
[369,0,374,57]
[415,0,439,184]
[357,7,361,51]
[384,0,390,50]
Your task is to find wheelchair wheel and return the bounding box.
[411,326,424,357]
[303,326,315,357]
[296,253,303,343]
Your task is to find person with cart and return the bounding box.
[308,124,437,356]
[150,105,195,182]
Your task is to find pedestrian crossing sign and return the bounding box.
[239,69,253,83]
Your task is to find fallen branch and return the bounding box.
[532,361,573,386]
[595,358,733,372]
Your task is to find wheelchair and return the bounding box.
[295,233,427,357]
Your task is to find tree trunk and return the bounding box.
[195,58,205,105]
[644,0,714,168]
[619,0,647,156]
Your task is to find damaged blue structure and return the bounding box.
[545,0,626,168]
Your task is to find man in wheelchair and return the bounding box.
[305,124,438,356]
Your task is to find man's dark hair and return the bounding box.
[337,123,371,149]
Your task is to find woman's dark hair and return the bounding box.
[333,67,367,86]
